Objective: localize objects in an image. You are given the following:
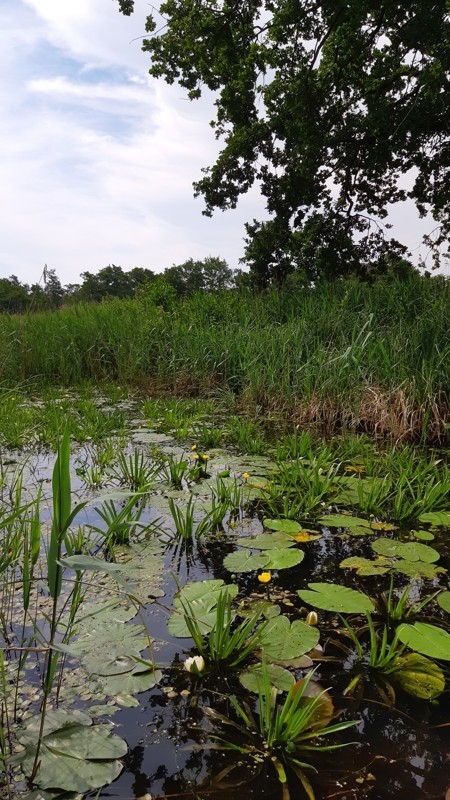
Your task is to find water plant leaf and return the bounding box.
[412,530,435,541]
[259,616,319,660]
[417,511,450,527]
[263,519,303,534]
[223,549,270,573]
[372,538,440,563]
[297,583,375,614]
[168,579,238,636]
[318,515,371,529]
[396,623,450,661]
[437,592,450,614]
[292,678,334,729]
[238,599,280,620]
[90,666,162,696]
[339,557,390,576]
[264,548,304,570]
[392,560,445,579]
[389,653,445,699]
[236,533,296,550]
[239,664,295,693]
[70,620,149,676]
[17,710,92,746]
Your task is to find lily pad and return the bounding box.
[392,560,445,579]
[412,530,435,542]
[168,579,238,637]
[239,664,295,693]
[389,653,445,699]
[298,583,375,614]
[264,548,305,570]
[90,666,162,696]
[259,616,319,661]
[318,515,371,529]
[339,556,390,576]
[223,549,270,573]
[263,519,303,534]
[437,591,450,614]
[372,538,440,563]
[396,622,450,661]
[417,511,450,527]
[236,533,296,550]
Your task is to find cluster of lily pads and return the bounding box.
[1,399,449,800]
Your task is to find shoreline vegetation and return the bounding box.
[0,274,448,445]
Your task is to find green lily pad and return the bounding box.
[90,666,162,696]
[168,579,238,637]
[236,533,296,550]
[264,548,304,570]
[389,653,445,699]
[412,530,435,542]
[339,556,390,576]
[417,511,450,527]
[239,664,295,693]
[17,710,92,746]
[437,591,450,614]
[259,616,319,661]
[372,538,440,563]
[297,583,375,614]
[223,549,271,573]
[396,622,450,661]
[263,519,303,534]
[70,620,149,676]
[238,599,281,620]
[392,560,445,579]
[318,515,371,529]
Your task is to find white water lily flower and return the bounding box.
[184,655,205,674]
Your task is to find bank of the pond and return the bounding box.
[0,275,449,444]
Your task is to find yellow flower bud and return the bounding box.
[258,571,272,584]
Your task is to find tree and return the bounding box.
[0,276,30,313]
[116,0,450,285]
[163,256,233,294]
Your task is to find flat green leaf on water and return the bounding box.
[389,653,445,699]
[318,515,371,529]
[417,511,450,527]
[339,557,390,576]
[412,530,435,542]
[297,583,375,614]
[263,519,303,534]
[18,710,91,746]
[260,616,319,661]
[392,560,444,579]
[169,579,238,637]
[236,533,296,550]
[223,549,270,573]
[90,667,162,697]
[397,622,450,661]
[437,592,450,614]
[239,664,295,693]
[372,538,440,564]
[264,548,304,570]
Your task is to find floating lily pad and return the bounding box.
[437,592,450,614]
[339,557,390,576]
[223,549,270,573]
[264,548,304,570]
[239,664,295,693]
[90,666,162,697]
[372,538,440,563]
[236,533,296,550]
[318,515,371,529]
[168,579,238,636]
[259,616,319,661]
[412,530,435,541]
[389,653,445,699]
[263,519,303,534]
[298,583,375,614]
[392,560,444,579]
[417,511,450,527]
[396,622,450,661]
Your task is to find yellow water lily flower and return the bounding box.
[242,472,250,479]
[191,445,197,450]
[193,453,199,460]
[258,572,272,584]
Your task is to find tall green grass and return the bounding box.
[0,275,448,442]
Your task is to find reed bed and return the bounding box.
[0,275,448,443]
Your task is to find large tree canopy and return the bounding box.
[117,1,450,284]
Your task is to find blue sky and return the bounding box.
[0,0,447,286]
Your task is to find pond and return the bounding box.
[1,396,449,800]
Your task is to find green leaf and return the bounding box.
[263,518,303,534]
[90,667,162,697]
[223,549,270,573]
[412,529,435,541]
[259,616,319,661]
[396,622,450,661]
[318,515,371,529]
[59,555,126,573]
[339,556,390,576]
[437,591,450,614]
[236,533,296,549]
[392,560,444,579]
[239,664,295,693]
[417,511,450,527]
[168,579,238,637]
[389,653,445,699]
[297,583,375,614]
[264,548,304,570]
[372,538,440,563]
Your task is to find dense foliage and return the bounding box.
[116,0,450,284]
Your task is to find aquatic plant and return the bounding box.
[111,449,158,491]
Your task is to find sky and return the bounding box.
[0,0,448,287]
